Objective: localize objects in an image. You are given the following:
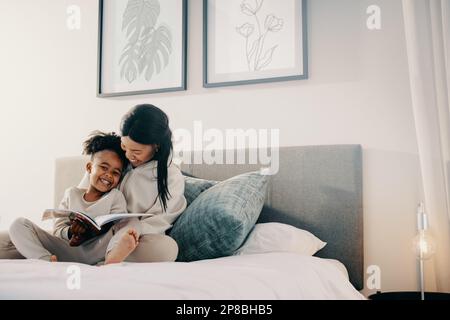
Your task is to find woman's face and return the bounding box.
[121,136,158,168]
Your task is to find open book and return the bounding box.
[42,209,154,232]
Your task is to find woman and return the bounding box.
[103,104,187,263]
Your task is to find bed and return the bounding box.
[0,144,364,300]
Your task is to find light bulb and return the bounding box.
[412,230,436,260]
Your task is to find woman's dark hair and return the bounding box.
[120,104,173,212]
[82,131,128,168]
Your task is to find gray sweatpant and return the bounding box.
[0,230,24,259]
[6,218,178,264]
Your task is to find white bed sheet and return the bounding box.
[0,252,365,300]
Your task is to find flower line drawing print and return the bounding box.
[119,0,173,83]
[236,0,284,71]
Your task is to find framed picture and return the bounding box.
[203,0,308,88]
[97,0,187,97]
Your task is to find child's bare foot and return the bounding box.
[50,255,58,262]
[105,228,139,265]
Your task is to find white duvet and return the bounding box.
[0,252,365,300]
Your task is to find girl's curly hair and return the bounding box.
[82,131,128,167]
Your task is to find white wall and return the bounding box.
[0,0,421,295]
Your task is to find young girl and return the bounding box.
[9,131,133,264]
[97,104,187,264]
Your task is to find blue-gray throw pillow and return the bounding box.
[170,171,269,262]
[183,175,218,206]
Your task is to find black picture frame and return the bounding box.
[97,0,188,97]
[203,0,308,88]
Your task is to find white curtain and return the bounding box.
[402,0,450,292]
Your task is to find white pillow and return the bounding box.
[234,222,327,256]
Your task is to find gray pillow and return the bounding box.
[170,171,269,261]
[183,175,218,206]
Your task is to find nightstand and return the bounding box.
[369,291,450,300]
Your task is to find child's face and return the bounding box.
[121,136,158,168]
[86,150,123,193]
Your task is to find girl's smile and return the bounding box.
[99,177,112,188]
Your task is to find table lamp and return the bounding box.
[412,202,436,300]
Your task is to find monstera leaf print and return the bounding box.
[119,0,172,83]
[122,0,160,43]
[138,25,172,81]
[119,42,140,83]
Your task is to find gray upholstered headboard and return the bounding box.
[54,144,363,290]
[179,145,364,290]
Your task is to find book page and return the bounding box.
[94,213,155,227]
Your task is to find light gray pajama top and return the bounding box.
[53,187,127,240]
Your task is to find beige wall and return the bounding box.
[0,0,421,295]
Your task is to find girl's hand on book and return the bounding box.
[69,220,88,246]
[69,234,83,247]
[71,219,87,236]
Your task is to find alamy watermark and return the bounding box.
[66,5,81,30]
[366,5,381,30]
[366,265,381,290]
[66,265,81,290]
[173,121,280,175]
